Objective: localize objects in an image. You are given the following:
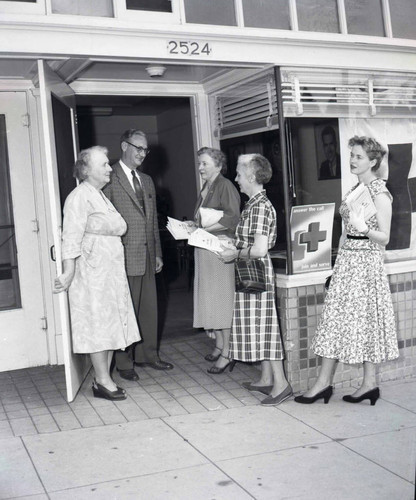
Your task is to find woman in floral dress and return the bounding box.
[295,136,398,406]
[220,154,291,406]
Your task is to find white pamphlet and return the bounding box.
[345,183,377,221]
[188,228,234,254]
[166,217,197,240]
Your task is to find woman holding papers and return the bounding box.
[295,136,398,406]
[193,147,240,372]
[220,154,291,406]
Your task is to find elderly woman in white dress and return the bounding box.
[54,146,141,401]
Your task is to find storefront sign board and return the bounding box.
[291,203,335,273]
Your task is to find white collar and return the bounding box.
[119,160,142,188]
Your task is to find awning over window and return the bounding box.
[281,68,416,118]
[212,71,278,139]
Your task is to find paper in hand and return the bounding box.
[188,228,234,255]
[166,217,196,240]
[345,184,377,221]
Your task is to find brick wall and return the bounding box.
[277,272,416,392]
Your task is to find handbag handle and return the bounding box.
[247,246,252,259]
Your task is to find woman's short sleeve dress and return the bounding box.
[61,182,141,354]
[193,175,240,331]
[229,191,284,362]
[312,178,399,364]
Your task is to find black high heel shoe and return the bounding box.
[96,378,126,395]
[92,381,127,401]
[207,355,236,375]
[204,347,222,362]
[343,387,379,406]
[294,386,333,404]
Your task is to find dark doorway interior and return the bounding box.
[51,94,76,209]
[221,130,286,252]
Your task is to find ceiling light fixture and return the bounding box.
[145,65,167,78]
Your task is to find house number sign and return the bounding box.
[167,40,212,57]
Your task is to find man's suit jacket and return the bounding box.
[319,154,341,180]
[103,162,162,276]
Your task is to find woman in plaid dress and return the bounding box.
[220,154,291,406]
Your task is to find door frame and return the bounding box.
[70,79,214,191]
[28,87,60,366]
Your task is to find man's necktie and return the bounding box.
[131,170,146,214]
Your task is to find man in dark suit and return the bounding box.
[103,129,173,381]
[319,125,341,180]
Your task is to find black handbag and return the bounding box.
[324,275,332,290]
[235,247,266,294]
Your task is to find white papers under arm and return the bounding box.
[199,207,224,228]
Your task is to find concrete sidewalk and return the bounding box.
[1,335,415,499]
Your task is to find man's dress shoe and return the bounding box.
[116,368,139,381]
[135,360,174,371]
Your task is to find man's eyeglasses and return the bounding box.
[124,140,150,156]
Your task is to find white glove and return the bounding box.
[349,206,368,233]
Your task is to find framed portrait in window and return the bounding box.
[315,120,341,180]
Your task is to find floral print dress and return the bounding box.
[312,178,399,364]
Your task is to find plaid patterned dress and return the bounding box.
[229,191,284,361]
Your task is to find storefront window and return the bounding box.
[0,116,21,310]
[344,0,384,36]
[242,0,291,30]
[389,0,416,40]
[184,0,236,26]
[125,0,172,12]
[288,117,342,264]
[297,0,339,33]
[52,0,113,16]
[0,0,44,14]
[220,131,287,271]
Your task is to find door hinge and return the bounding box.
[41,317,48,331]
[32,219,39,233]
[22,113,30,127]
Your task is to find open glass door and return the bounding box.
[210,68,291,272]
[37,59,90,402]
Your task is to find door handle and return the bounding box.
[50,245,56,261]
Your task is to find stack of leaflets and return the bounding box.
[345,183,377,221]
[166,217,197,240]
[188,229,235,255]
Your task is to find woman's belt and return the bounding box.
[347,234,369,240]
[84,232,120,238]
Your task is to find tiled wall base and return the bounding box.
[277,272,416,393]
